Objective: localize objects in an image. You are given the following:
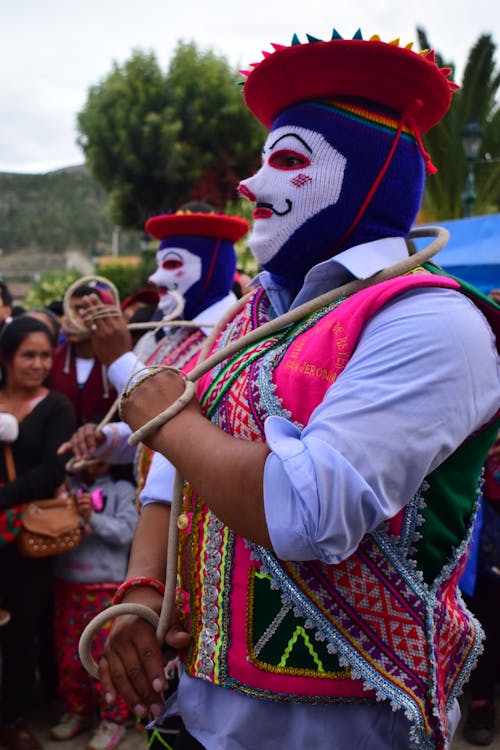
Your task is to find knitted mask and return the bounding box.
[238,99,425,285]
[149,243,202,317]
[145,213,249,321]
[149,235,237,320]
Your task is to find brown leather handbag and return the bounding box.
[17,495,84,558]
[3,443,84,558]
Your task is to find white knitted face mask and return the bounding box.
[238,125,347,266]
[149,246,202,315]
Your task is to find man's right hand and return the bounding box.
[57,422,106,460]
[81,293,134,367]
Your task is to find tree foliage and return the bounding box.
[23,270,80,308]
[77,43,265,229]
[419,30,500,220]
[96,257,156,300]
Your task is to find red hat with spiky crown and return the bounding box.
[145,211,249,243]
[241,29,458,136]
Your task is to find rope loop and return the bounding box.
[63,275,121,335]
[78,603,160,679]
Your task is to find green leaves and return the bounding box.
[419,29,500,220]
[77,42,265,229]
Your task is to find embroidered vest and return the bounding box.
[177,272,499,750]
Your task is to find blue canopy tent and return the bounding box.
[415,214,500,295]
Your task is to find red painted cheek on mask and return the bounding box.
[290,173,313,188]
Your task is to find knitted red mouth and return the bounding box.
[253,207,273,219]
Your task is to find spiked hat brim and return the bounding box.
[242,38,456,134]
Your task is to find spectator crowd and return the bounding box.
[0,277,156,750]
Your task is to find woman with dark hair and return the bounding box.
[23,308,62,348]
[0,317,76,750]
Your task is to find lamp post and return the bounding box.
[461,121,483,218]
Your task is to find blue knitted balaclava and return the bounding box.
[149,235,236,320]
[238,99,425,287]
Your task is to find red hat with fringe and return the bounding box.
[241,30,458,136]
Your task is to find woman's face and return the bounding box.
[5,332,53,389]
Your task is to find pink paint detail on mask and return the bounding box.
[291,173,312,187]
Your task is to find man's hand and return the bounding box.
[121,369,201,441]
[58,422,106,460]
[99,588,190,719]
[80,293,133,367]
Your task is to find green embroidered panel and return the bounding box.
[248,569,349,678]
[416,421,499,582]
[415,263,500,582]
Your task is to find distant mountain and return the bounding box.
[0,166,141,258]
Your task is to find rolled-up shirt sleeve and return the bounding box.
[263,287,500,563]
[139,451,177,507]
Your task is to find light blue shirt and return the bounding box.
[164,238,500,749]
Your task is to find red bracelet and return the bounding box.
[112,576,165,605]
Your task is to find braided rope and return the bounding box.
[78,226,449,679]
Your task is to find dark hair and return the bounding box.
[0,281,13,308]
[24,307,61,347]
[178,201,218,213]
[0,317,53,383]
[70,284,113,305]
[47,299,64,317]
[128,304,157,325]
[128,304,158,345]
[71,285,99,298]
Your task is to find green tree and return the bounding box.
[419,30,500,220]
[77,43,265,229]
[23,270,80,308]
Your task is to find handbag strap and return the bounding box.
[2,443,16,483]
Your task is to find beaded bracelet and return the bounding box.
[112,576,166,606]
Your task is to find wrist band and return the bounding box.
[112,576,165,605]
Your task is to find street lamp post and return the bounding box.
[461,121,483,218]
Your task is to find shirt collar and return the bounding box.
[257,237,409,315]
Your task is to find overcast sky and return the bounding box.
[1,0,498,174]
